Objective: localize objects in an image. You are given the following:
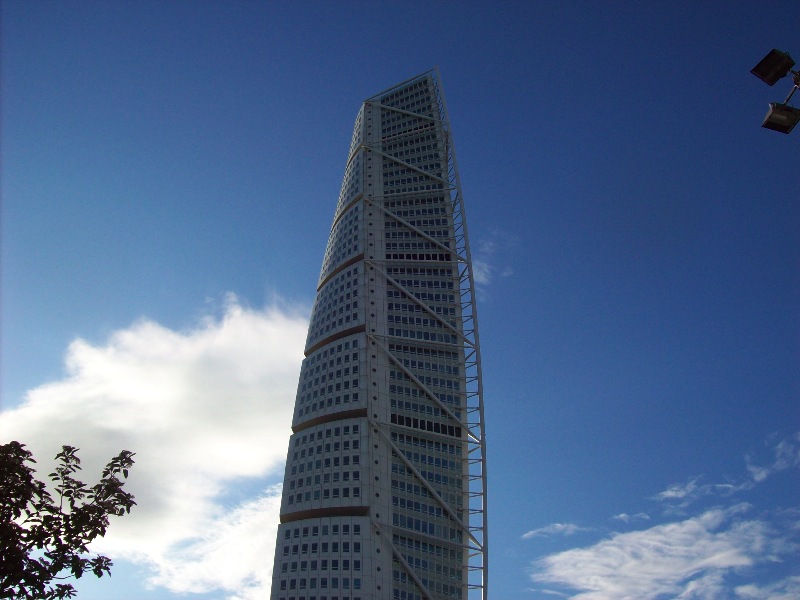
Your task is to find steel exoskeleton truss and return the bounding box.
[364,70,488,600]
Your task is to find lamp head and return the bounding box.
[751,49,795,86]
[761,102,800,134]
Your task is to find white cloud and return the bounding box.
[471,231,515,288]
[651,433,800,516]
[0,296,308,599]
[653,477,703,501]
[611,512,650,523]
[146,488,283,599]
[735,576,800,599]
[522,523,590,539]
[746,431,800,483]
[530,504,791,600]
[653,477,751,511]
[472,259,492,285]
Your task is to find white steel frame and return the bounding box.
[364,69,488,600]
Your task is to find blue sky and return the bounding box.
[2,2,798,599]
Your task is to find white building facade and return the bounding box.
[270,71,487,600]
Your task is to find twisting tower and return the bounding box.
[270,71,487,600]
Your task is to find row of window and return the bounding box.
[384,173,441,189]
[290,468,360,489]
[283,523,361,539]
[390,413,462,437]
[381,111,429,127]
[304,341,360,370]
[302,364,359,390]
[386,241,447,251]
[391,432,461,457]
[383,163,442,180]
[386,265,454,277]
[332,156,362,223]
[276,596,361,600]
[293,439,359,459]
[386,289,456,304]
[398,553,462,581]
[394,573,462,599]
[296,393,361,419]
[392,513,455,538]
[394,447,461,473]
[388,207,447,220]
[382,152,440,168]
[390,398,452,420]
[279,577,362,591]
[309,313,360,343]
[298,346,362,420]
[381,120,436,144]
[393,532,462,562]
[393,399,459,426]
[397,456,459,481]
[394,590,423,600]
[381,79,429,103]
[390,277,454,290]
[293,424,360,448]
[392,495,446,519]
[389,328,458,344]
[385,229,449,239]
[392,479,463,511]
[282,559,362,574]
[302,375,360,394]
[391,475,463,511]
[387,314,446,331]
[384,182,446,195]
[307,266,361,345]
[381,116,434,137]
[287,485,361,504]
[389,385,461,413]
[396,355,458,374]
[388,303,455,321]
[290,453,360,476]
[299,341,361,408]
[319,204,361,283]
[385,218,448,228]
[383,195,446,208]
[392,463,462,491]
[387,343,458,361]
[282,540,362,556]
[310,271,358,314]
[390,370,460,392]
[347,109,363,157]
[381,132,438,155]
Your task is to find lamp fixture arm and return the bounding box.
[783,71,800,105]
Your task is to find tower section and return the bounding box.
[271,71,487,600]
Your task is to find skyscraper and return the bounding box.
[270,71,487,600]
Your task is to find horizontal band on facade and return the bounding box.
[304,324,366,357]
[280,505,370,524]
[329,193,364,232]
[317,252,365,292]
[292,408,368,434]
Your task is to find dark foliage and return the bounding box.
[0,442,135,599]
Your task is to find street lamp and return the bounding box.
[750,48,800,134]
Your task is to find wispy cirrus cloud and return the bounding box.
[530,504,791,600]
[0,295,308,599]
[652,476,747,510]
[735,576,800,599]
[471,230,516,288]
[522,523,591,540]
[652,432,800,514]
[611,512,650,523]
[528,432,800,599]
[746,431,800,483]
